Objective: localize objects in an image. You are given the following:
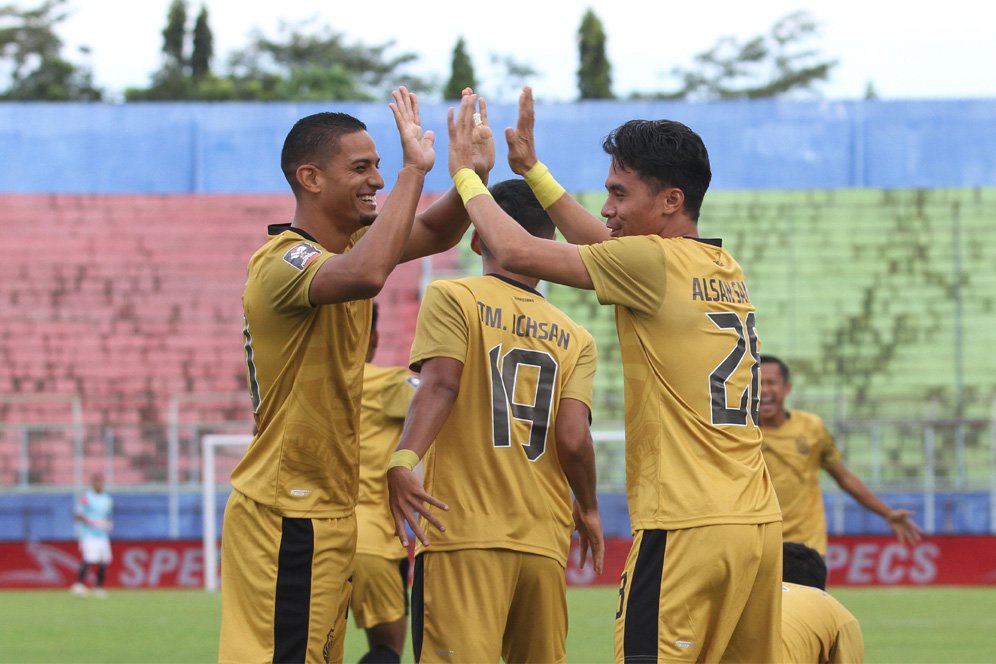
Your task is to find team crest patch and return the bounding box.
[283,242,322,271]
[795,435,811,455]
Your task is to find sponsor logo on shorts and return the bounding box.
[435,649,455,658]
[283,242,322,271]
[675,640,695,649]
[289,489,312,497]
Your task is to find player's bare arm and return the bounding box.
[507,86,609,245]
[448,94,594,290]
[401,90,496,262]
[827,461,924,546]
[308,87,432,304]
[387,356,463,547]
[555,398,604,574]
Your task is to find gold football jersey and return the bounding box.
[578,236,781,531]
[761,411,842,554]
[781,582,864,663]
[356,363,418,559]
[232,224,372,518]
[410,275,596,566]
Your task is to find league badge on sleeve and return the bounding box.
[283,242,323,271]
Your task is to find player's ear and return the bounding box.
[296,163,323,194]
[470,230,483,256]
[658,186,684,215]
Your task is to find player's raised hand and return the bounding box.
[506,86,539,175]
[462,88,495,178]
[389,86,435,174]
[387,465,448,548]
[573,500,605,575]
[447,92,479,176]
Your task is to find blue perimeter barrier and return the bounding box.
[2,99,996,194]
[0,491,989,541]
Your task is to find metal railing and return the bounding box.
[3,394,995,536]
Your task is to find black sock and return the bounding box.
[95,564,107,587]
[76,563,89,584]
[358,645,401,664]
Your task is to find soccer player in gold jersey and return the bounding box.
[760,355,923,555]
[219,88,494,664]
[445,88,783,662]
[781,542,864,663]
[387,179,604,663]
[352,303,418,664]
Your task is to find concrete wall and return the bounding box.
[3,99,996,194]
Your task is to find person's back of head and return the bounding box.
[281,112,367,194]
[601,120,712,221]
[487,179,556,246]
[783,541,828,590]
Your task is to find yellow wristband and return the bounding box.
[388,449,420,471]
[523,161,566,209]
[453,168,492,206]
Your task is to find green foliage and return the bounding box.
[0,0,101,100]
[224,19,429,101]
[488,53,538,102]
[161,0,186,65]
[443,36,476,100]
[636,11,837,100]
[576,7,613,99]
[190,5,212,79]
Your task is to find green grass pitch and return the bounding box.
[1,587,993,662]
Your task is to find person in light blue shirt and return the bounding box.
[71,473,114,597]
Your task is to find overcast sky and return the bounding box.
[57,0,996,102]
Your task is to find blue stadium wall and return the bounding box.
[0,490,990,541]
[3,98,996,193]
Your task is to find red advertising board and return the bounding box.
[2,536,994,589]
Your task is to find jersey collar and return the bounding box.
[268,223,319,243]
[486,273,543,297]
[685,236,723,247]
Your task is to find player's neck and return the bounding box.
[761,409,789,429]
[657,214,698,239]
[482,261,540,290]
[291,200,358,253]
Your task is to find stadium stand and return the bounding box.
[0,193,451,486]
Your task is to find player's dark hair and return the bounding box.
[602,119,712,220]
[281,112,367,192]
[783,541,828,590]
[370,301,379,334]
[760,354,791,383]
[487,179,556,244]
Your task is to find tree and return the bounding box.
[488,53,538,103]
[224,18,430,101]
[0,0,101,100]
[161,0,187,66]
[190,4,212,79]
[644,11,837,101]
[576,8,612,99]
[443,36,475,100]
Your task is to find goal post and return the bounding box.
[201,433,252,591]
[199,429,628,591]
